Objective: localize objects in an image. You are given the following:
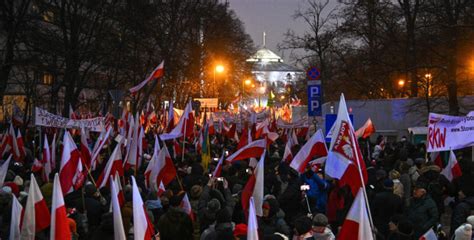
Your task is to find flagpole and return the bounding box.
[349,127,376,237]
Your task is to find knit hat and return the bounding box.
[454,223,472,240]
[467,216,474,226]
[294,216,312,235]
[13,176,23,187]
[414,180,428,190]
[207,198,221,213]
[312,213,329,227]
[383,179,394,189]
[216,208,232,224]
[233,223,247,237]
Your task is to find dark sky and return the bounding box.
[228,0,308,62]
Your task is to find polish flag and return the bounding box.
[226,139,266,163]
[0,155,12,187]
[31,158,44,173]
[51,133,57,170]
[160,100,194,140]
[419,228,437,240]
[59,131,83,194]
[110,177,127,240]
[10,195,22,240]
[212,153,225,178]
[123,116,135,168]
[282,141,293,163]
[144,136,162,190]
[80,128,92,169]
[430,151,443,169]
[355,118,376,139]
[247,197,259,240]
[131,176,155,240]
[130,60,164,94]
[441,150,462,182]
[237,126,249,150]
[90,127,112,170]
[338,188,373,240]
[290,129,327,173]
[0,130,10,156]
[242,150,265,216]
[325,94,368,196]
[208,114,216,135]
[137,126,146,168]
[180,193,195,221]
[16,130,26,159]
[145,146,176,188]
[9,124,21,162]
[226,123,237,139]
[42,135,52,182]
[21,174,51,240]
[50,173,72,240]
[157,181,166,197]
[166,101,175,133]
[96,143,124,189]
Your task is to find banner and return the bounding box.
[276,117,308,129]
[35,107,105,132]
[427,112,474,152]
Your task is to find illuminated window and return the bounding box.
[43,73,53,85]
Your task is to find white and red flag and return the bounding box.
[59,131,84,194]
[96,143,124,189]
[0,155,11,187]
[131,176,155,240]
[247,197,259,240]
[355,118,376,139]
[9,194,22,240]
[212,152,225,178]
[90,127,112,170]
[50,173,72,240]
[130,60,164,94]
[145,145,176,189]
[165,101,175,133]
[51,133,57,170]
[9,124,21,162]
[441,150,462,182]
[180,193,195,221]
[21,174,51,240]
[42,134,52,182]
[242,150,265,217]
[419,228,437,240]
[325,94,368,196]
[226,139,266,163]
[80,128,92,169]
[110,176,127,240]
[338,188,373,240]
[289,129,327,173]
[157,181,166,197]
[16,130,26,159]
[160,100,194,140]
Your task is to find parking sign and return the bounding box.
[307,80,322,116]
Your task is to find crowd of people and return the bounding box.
[0,124,473,240]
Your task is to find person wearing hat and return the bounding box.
[293,216,313,239]
[372,178,404,237]
[386,217,415,240]
[158,192,193,240]
[450,177,474,236]
[405,180,439,238]
[260,198,290,237]
[311,213,335,240]
[233,223,247,239]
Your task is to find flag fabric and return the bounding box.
[157,181,166,197]
[130,60,164,94]
[9,195,22,240]
[242,150,265,217]
[59,131,83,194]
[212,153,225,178]
[419,228,438,240]
[180,193,195,221]
[110,177,127,240]
[338,188,373,240]
[0,155,11,187]
[237,126,250,150]
[42,135,52,182]
[160,100,194,140]
[325,94,368,196]
[247,197,259,240]
[145,146,176,189]
[51,133,57,170]
[9,124,21,161]
[16,130,26,159]
[226,139,266,163]
[289,129,328,173]
[355,118,376,139]
[166,101,175,133]
[96,143,124,188]
[50,173,72,240]
[201,121,211,171]
[21,174,51,240]
[90,127,112,170]
[441,150,462,182]
[131,176,155,240]
[80,128,92,169]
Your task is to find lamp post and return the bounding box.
[425,73,432,97]
[214,65,224,99]
[398,79,405,97]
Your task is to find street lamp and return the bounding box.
[258,86,266,107]
[398,79,405,87]
[425,73,432,97]
[213,64,225,98]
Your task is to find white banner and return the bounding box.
[427,112,474,152]
[35,107,105,132]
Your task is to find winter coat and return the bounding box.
[399,173,412,205]
[200,222,235,240]
[372,189,404,236]
[312,227,335,240]
[158,207,193,240]
[259,209,291,237]
[451,197,474,236]
[406,195,439,238]
[300,172,329,213]
[278,178,303,224]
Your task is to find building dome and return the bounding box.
[247,47,283,63]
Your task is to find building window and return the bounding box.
[43,73,53,85]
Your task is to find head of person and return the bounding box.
[413,180,428,199]
[294,216,312,236]
[312,213,329,233]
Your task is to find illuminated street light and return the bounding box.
[244,79,252,86]
[398,79,405,87]
[280,95,285,100]
[215,65,225,73]
[425,73,432,97]
[213,64,225,98]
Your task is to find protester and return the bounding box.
[406,180,439,238]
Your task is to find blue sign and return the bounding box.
[307,81,322,116]
[325,114,354,142]
[306,66,321,80]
